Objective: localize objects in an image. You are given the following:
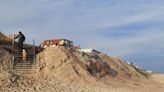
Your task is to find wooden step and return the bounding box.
[12,71,35,75]
[14,54,35,56]
[13,67,35,69]
[12,68,34,71]
[13,66,35,68]
[12,67,36,75]
[13,66,35,69]
[13,59,35,62]
[14,55,22,58]
[13,64,35,67]
[14,64,35,66]
[15,62,34,64]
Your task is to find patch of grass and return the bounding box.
[0,39,12,45]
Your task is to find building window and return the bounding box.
[50,41,53,44]
[47,41,50,44]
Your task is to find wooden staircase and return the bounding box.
[11,37,36,75]
[12,62,35,75]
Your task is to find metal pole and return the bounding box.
[33,39,36,69]
[11,34,15,71]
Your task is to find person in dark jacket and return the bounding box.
[14,31,25,51]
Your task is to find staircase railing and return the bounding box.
[11,34,36,75]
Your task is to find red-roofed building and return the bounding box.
[41,39,73,48]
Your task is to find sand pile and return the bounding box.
[36,47,149,84]
[0,48,12,89]
[0,75,95,92]
[0,32,163,92]
[0,48,11,70]
[0,46,160,92]
[0,48,94,92]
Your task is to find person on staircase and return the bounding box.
[14,31,26,52]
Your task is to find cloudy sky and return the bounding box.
[0,0,164,73]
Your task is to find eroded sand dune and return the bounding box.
[0,47,164,92]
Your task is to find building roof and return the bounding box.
[43,39,73,42]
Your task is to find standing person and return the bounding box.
[14,31,25,51]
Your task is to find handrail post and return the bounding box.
[11,34,15,71]
[33,39,36,69]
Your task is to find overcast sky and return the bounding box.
[0,0,164,73]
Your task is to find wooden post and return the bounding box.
[33,39,36,69]
[11,34,15,71]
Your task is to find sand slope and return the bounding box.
[152,74,164,84]
[0,47,164,92]
[36,47,149,84]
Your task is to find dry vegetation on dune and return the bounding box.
[0,32,12,45]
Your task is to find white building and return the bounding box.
[77,49,101,53]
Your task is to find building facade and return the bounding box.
[42,39,73,48]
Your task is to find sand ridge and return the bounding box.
[0,47,164,92]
